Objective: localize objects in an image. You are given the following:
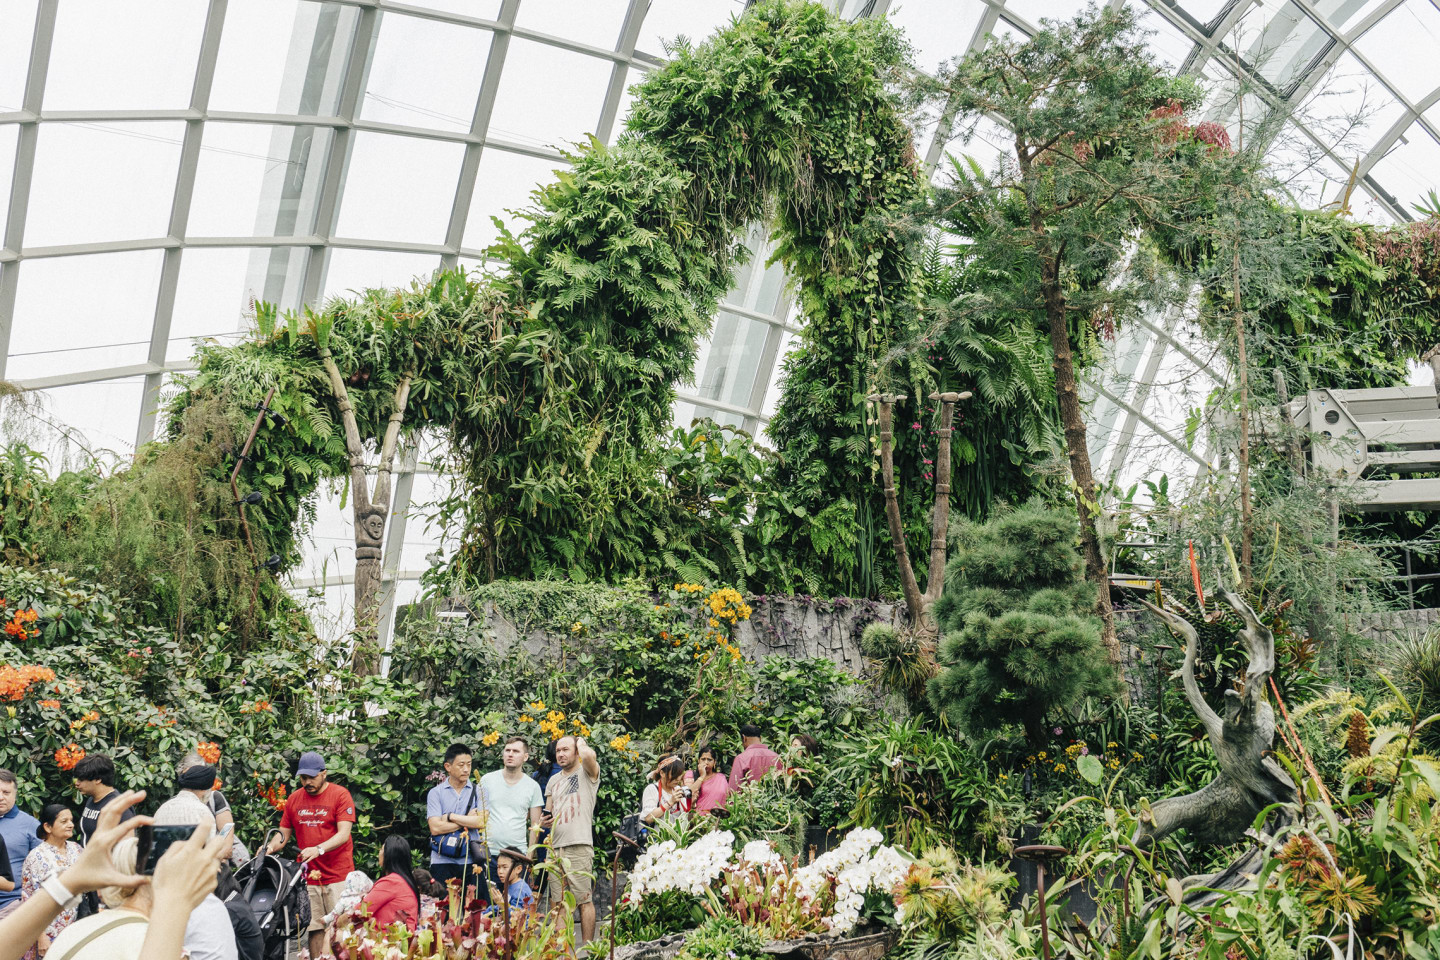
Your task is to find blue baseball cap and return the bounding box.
[296,751,326,777]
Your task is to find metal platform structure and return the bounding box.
[1286,385,1440,512]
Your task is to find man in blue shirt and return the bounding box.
[426,743,484,901]
[0,768,41,908]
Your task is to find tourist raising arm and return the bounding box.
[0,790,149,960]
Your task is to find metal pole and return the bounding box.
[228,385,276,563]
[610,831,639,960]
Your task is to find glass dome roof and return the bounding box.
[1,0,1436,642]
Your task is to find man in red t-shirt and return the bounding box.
[266,751,356,957]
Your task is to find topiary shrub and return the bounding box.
[927,502,1120,744]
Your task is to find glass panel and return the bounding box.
[211,0,358,116]
[1003,0,1091,26]
[760,330,797,421]
[1172,0,1231,29]
[334,132,465,244]
[44,0,207,110]
[691,309,772,410]
[1352,186,1396,223]
[462,148,566,252]
[405,0,502,19]
[0,123,17,242]
[513,0,630,49]
[611,66,646,142]
[0,0,37,112]
[725,232,787,316]
[27,377,146,464]
[360,13,491,133]
[1268,126,1349,208]
[1353,0,1440,103]
[189,123,333,238]
[673,399,743,430]
[885,0,984,74]
[1368,122,1440,211]
[321,248,440,300]
[25,121,184,248]
[1300,53,1407,154]
[1324,0,1396,34]
[1133,4,1196,71]
[638,0,743,57]
[168,247,309,362]
[1243,2,1330,95]
[7,251,164,380]
[941,114,1015,179]
[486,39,612,151]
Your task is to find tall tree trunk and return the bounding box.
[1233,240,1253,591]
[1040,260,1121,675]
[1015,135,1121,679]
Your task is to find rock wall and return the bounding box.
[472,593,900,677]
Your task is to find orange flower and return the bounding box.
[0,665,56,701]
[38,699,60,709]
[54,744,85,771]
[257,779,288,811]
[196,741,221,765]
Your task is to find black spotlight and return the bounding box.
[235,491,264,505]
[261,553,283,572]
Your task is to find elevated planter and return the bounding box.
[613,926,897,960]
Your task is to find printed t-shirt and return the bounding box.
[545,765,599,848]
[426,781,482,865]
[479,771,542,856]
[80,790,136,846]
[727,743,781,789]
[279,783,356,885]
[0,807,40,906]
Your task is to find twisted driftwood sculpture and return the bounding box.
[1137,588,1295,908]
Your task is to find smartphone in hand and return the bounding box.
[136,824,199,874]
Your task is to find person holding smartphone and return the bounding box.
[150,800,237,960]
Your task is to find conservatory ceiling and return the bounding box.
[0,0,1436,641]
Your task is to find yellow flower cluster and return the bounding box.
[609,732,639,760]
[482,730,501,746]
[673,583,705,594]
[528,700,545,711]
[704,587,752,625]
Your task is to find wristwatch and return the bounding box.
[41,874,80,911]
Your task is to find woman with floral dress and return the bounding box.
[20,804,81,959]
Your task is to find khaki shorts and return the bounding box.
[547,844,594,906]
[307,880,347,933]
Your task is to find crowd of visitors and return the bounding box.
[0,723,806,959]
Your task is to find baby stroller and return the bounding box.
[231,831,311,960]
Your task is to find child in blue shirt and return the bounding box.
[491,847,534,913]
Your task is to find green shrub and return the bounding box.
[927,502,1120,744]
[676,915,766,960]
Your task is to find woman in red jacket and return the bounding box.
[363,836,420,931]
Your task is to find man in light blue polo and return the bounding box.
[0,768,40,909]
[426,742,484,899]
